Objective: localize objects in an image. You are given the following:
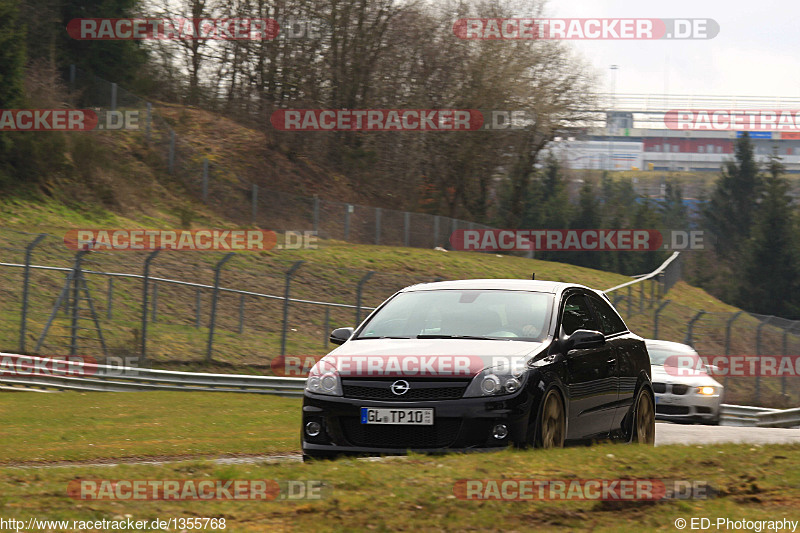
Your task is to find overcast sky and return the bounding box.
[545,0,799,97]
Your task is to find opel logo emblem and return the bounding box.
[391,380,410,395]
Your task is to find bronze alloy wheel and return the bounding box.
[632,388,656,445]
[537,389,565,448]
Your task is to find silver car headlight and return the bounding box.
[464,364,527,398]
[305,359,342,396]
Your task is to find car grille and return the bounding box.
[341,380,469,401]
[340,418,461,448]
[671,384,689,395]
[653,382,689,395]
[656,405,690,415]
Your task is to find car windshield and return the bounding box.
[356,289,552,341]
[648,347,701,367]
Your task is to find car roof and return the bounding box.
[398,279,589,294]
[644,339,698,353]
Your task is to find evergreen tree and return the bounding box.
[661,179,689,231]
[704,133,762,261]
[737,152,800,318]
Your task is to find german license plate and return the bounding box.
[360,407,433,425]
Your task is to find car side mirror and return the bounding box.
[563,329,605,352]
[704,364,719,375]
[330,327,354,345]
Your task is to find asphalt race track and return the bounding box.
[655,422,800,446]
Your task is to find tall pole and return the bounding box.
[608,65,619,171]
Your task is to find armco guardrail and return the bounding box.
[719,404,779,427]
[756,407,800,428]
[0,353,305,396]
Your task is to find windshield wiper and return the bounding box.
[416,334,507,340]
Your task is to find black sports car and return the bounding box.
[302,279,654,459]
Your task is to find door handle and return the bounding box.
[607,358,616,367]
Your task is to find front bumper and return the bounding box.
[654,390,722,423]
[301,389,534,457]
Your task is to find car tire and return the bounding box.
[531,388,566,449]
[630,387,656,445]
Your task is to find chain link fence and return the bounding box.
[0,228,430,370]
[608,264,800,407]
[62,66,495,249]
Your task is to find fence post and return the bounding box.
[723,310,743,390]
[141,249,160,362]
[238,294,245,334]
[627,285,632,318]
[251,183,258,223]
[324,307,330,349]
[106,277,113,320]
[168,131,176,174]
[69,252,89,357]
[202,158,209,202]
[375,207,381,245]
[650,278,655,307]
[640,282,645,312]
[404,212,410,247]
[755,316,774,403]
[206,253,235,363]
[151,283,158,322]
[280,261,305,356]
[19,233,47,353]
[684,310,706,348]
[195,288,201,328]
[653,299,671,339]
[110,82,117,111]
[313,196,320,233]
[355,271,376,325]
[145,102,152,142]
[782,324,798,396]
[69,64,76,90]
[434,216,440,247]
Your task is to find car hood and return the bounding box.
[323,338,548,378]
[651,364,723,388]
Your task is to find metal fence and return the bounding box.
[2,228,799,406]
[63,66,495,249]
[0,228,434,367]
[606,257,800,407]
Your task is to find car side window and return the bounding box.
[588,295,627,335]
[561,294,599,335]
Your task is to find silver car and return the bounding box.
[645,339,724,425]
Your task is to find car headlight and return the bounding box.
[696,386,716,396]
[305,360,342,396]
[464,364,527,398]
